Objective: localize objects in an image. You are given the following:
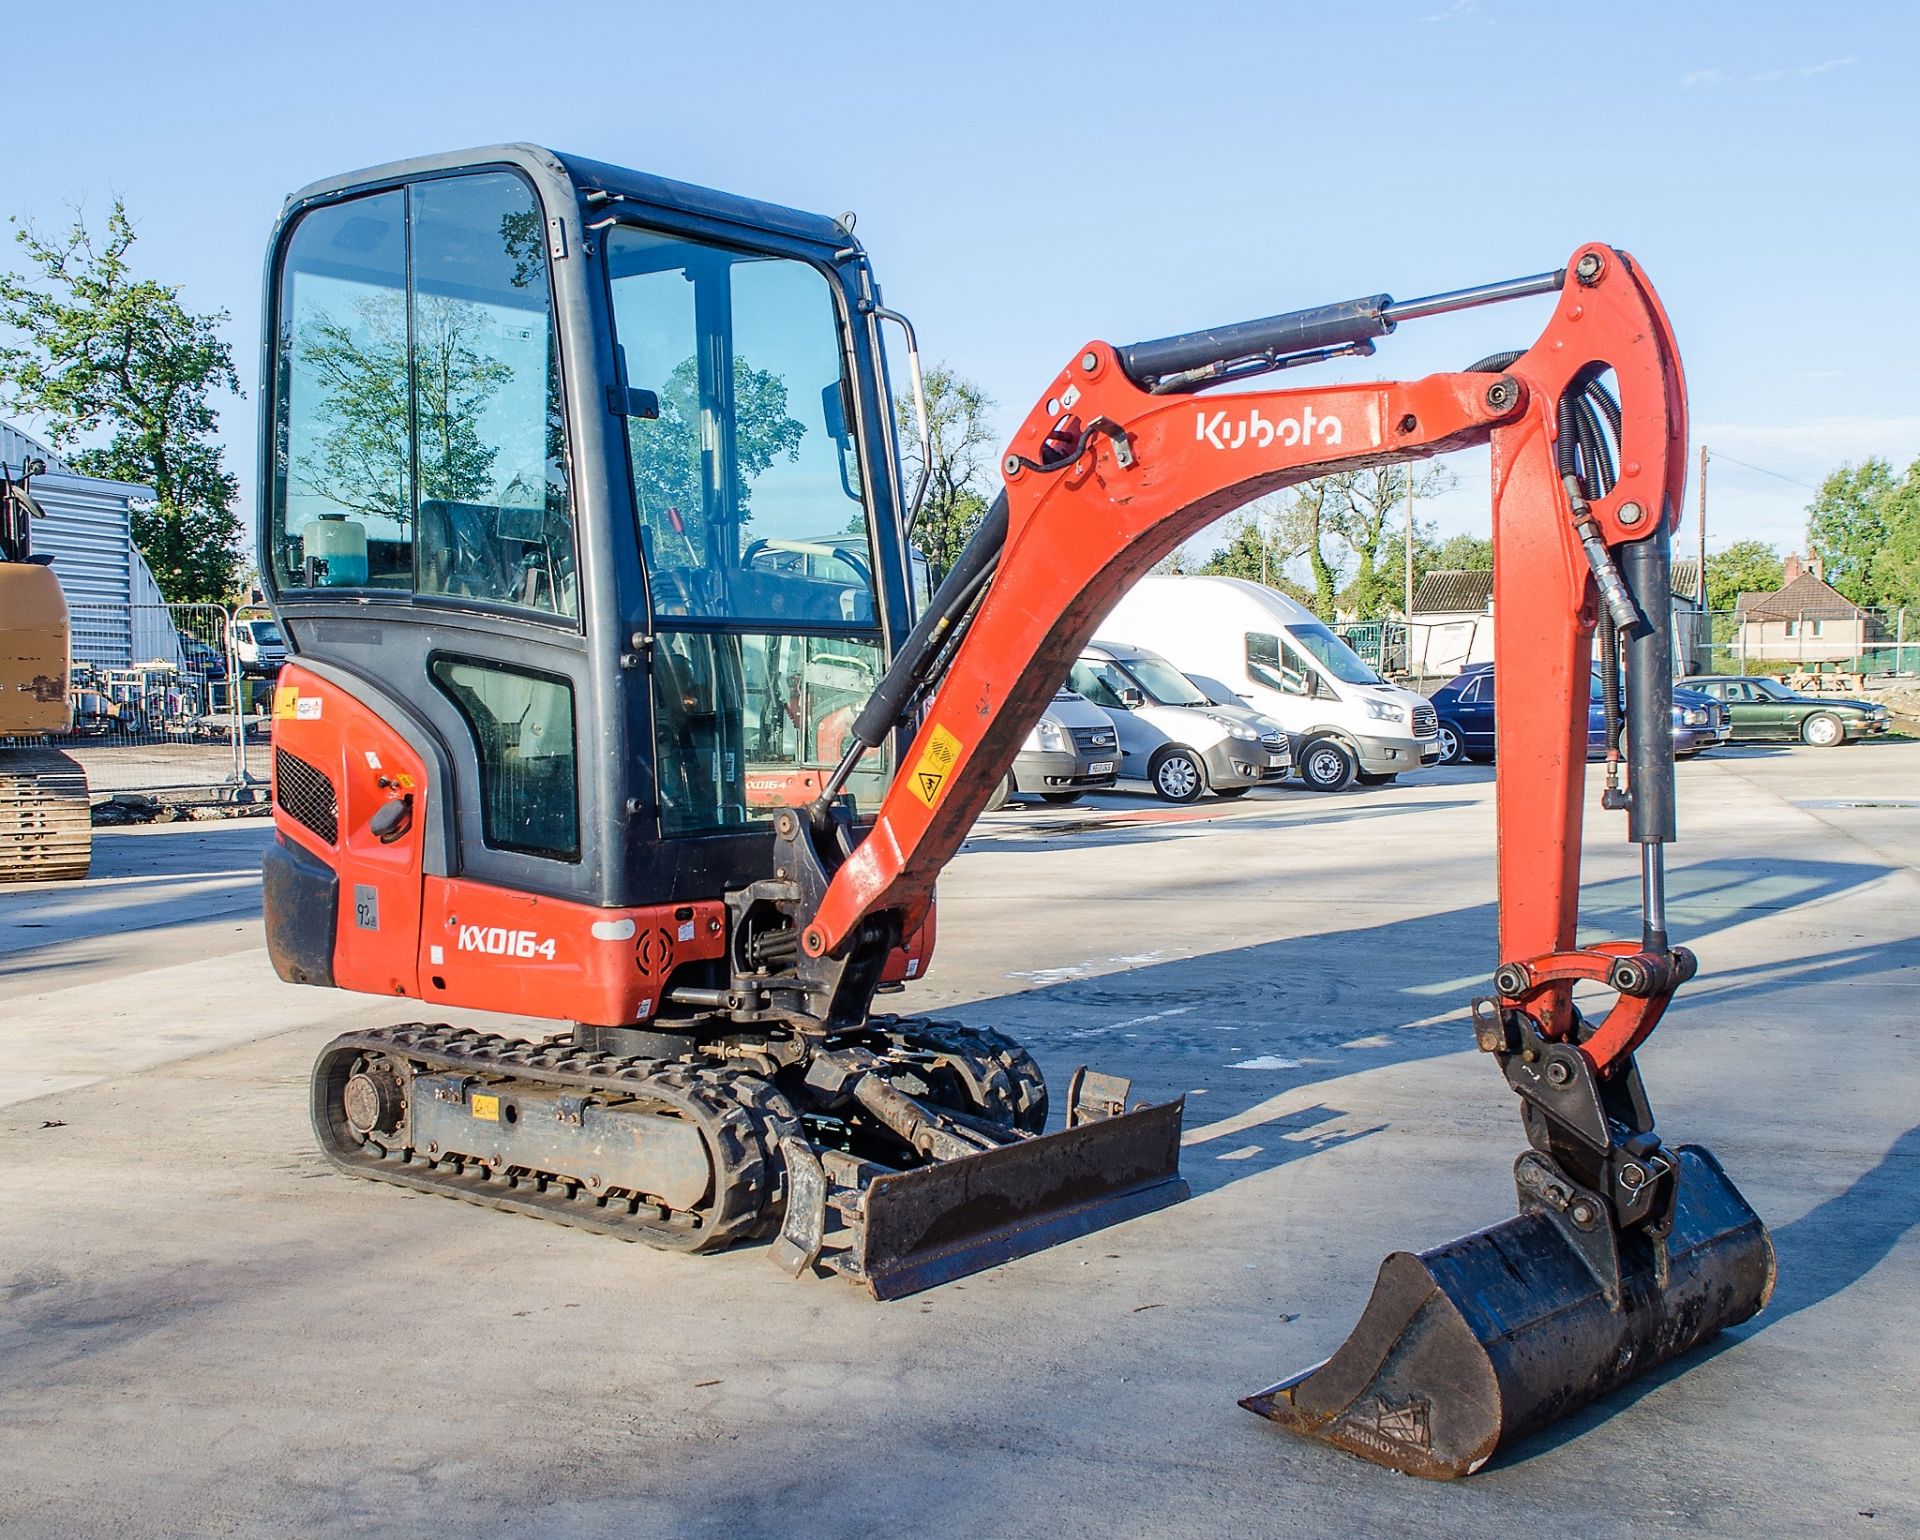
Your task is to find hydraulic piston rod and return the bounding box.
[1117,268,1566,388]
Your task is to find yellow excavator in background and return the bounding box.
[1,456,92,881]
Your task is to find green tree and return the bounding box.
[1703,539,1783,613]
[898,364,995,575]
[627,353,806,563]
[1806,459,1898,605]
[295,290,514,521]
[0,200,243,602]
[1197,495,1314,602]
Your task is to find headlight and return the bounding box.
[1682,707,1708,726]
[1035,719,1067,752]
[1364,699,1406,723]
[1204,713,1259,740]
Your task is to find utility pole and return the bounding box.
[1404,469,1415,621]
[1697,443,1708,604]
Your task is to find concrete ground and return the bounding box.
[2,740,1916,1538]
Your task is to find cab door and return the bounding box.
[266,167,597,922]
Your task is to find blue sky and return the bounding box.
[3,0,1913,565]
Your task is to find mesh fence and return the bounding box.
[1682,606,1917,682]
[45,602,271,794]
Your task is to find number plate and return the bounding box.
[1088,761,1115,775]
[1267,754,1287,767]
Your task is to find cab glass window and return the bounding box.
[605,226,872,627]
[430,656,579,858]
[270,172,575,617]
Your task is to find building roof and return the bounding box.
[1415,559,1706,617]
[1412,570,1494,614]
[1733,572,1862,621]
[0,420,68,474]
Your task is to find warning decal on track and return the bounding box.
[470,1094,501,1122]
[908,723,965,808]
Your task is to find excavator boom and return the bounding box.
[770,243,1771,1474]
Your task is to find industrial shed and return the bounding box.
[2,420,169,667]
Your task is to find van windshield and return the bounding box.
[1292,623,1382,685]
[1125,656,1208,706]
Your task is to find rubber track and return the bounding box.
[878,1018,1050,1135]
[0,748,90,882]
[312,1024,801,1253]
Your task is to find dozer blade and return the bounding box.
[1242,1144,1775,1479]
[828,1097,1188,1300]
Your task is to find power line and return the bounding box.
[1704,449,1822,492]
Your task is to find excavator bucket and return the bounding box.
[1242,1145,1774,1479]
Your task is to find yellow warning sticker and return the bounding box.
[272,686,300,721]
[470,1093,501,1122]
[908,723,965,808]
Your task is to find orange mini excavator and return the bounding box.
[259,146,1772,1477]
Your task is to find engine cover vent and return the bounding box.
[275,747,339,845]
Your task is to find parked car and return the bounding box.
[1099,574,1441,790]
[232,616,287,677]
[986,689,1120,809]
[1677,674,1891,747]
[176,633,229,682]
[1069,641,1291,802]
[1429,664,1728,763]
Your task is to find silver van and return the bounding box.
[1069,641,1290,802]
[987,689,1119,809]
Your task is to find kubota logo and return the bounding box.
[457,925,557,961]
[1196,405,1343,450]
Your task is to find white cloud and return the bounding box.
[1421,0,1474,19]
[1682,67,1728,86]
[1750,68,1787,83]
[1801,55,1858,77]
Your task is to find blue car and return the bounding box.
[1429,663,1728,765]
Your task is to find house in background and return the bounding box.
[2,419,170,669]
[1403,558,1708,684]
[1404,569,1494,682]
[1733,552,1872,665]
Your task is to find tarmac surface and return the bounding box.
[2,740,1916,1537]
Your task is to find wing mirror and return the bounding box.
[1120,687,1146,708]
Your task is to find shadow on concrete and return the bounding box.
[970,798,1482,855]
[1497,1120,1920,1471]
[938,855,1900,1197]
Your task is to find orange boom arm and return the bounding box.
[801,243,1686,1078]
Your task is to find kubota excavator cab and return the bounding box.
[260,145,1186,1295]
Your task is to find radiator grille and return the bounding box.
[1070,725,1117,752]
[1412,704,1439,738]
[275,748,338,845]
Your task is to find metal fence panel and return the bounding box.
[59,602,260,794]
[1683,606,1916,680]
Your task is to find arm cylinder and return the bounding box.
[1620,531,1676,850]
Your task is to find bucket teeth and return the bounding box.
[1243,1144,1774,1479]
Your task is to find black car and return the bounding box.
[1429,663,1727,763]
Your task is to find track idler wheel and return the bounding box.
[1241,1145,1774,1478]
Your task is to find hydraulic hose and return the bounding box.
[813,494,1009,811]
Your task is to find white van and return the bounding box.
[1100,575,1440,791]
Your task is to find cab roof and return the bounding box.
[282,143,854,251]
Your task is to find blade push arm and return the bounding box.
[800,246,1687,1073]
